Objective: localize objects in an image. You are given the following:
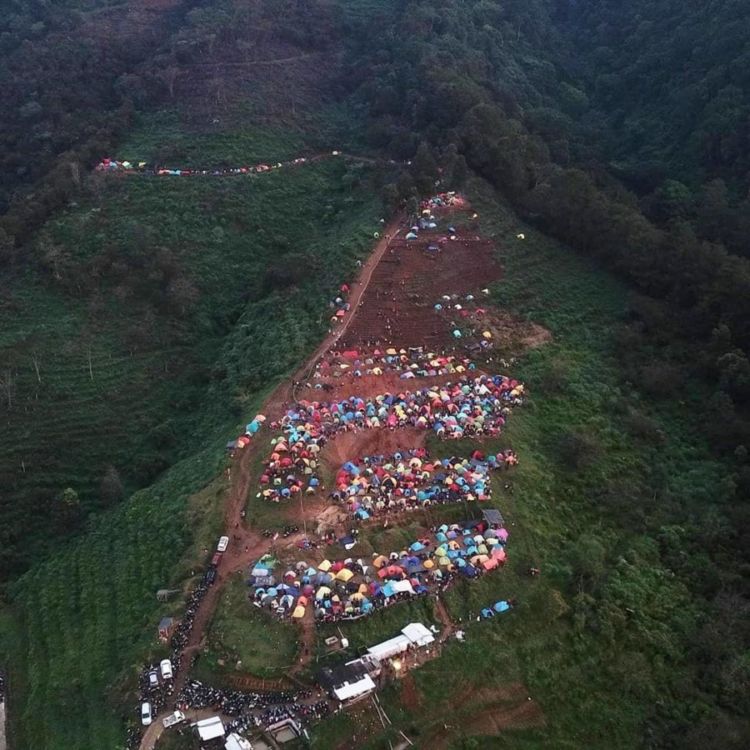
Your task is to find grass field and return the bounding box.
[0,115,383,579]
[196,574,300,682]
[0,113,383,749]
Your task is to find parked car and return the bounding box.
[217,535,229,552]
[211,552,222,567]
[148,669,159,688]
[204,567,217,585]
[141,702,152,726]
[160,659,173,680]
[162,710,185,728]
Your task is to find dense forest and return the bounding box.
[0,0,749,748]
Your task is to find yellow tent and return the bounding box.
[336,568,354,582]
[292,605,306,619]
[318,559,332,572]
[373,555,388,568]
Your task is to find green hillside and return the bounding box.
[0,1,749,749]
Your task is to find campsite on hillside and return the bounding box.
[0,2,749,750]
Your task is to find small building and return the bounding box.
[194,716,225,742]
[365,634,410,663]
[225,733,253,750]
[401,622,435,648]
[317,659,376,704]
[158,617,175,642]
[365,622,435,663]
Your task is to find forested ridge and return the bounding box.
[0,1,749,748]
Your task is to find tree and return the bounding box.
[0,226,15,265]
[100,465,124,507]
[54,487,82,532]
[411,141,438,194]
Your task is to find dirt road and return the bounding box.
[149,217,403,745]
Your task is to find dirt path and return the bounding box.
[433,596,456,642]
[160,216,403,727]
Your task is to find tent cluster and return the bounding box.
[231,414,266,451]
[247,520,509,623]
[330,447,518,520]
[259,375,525,502]
[329,284,351,325]
[313,347,477,381]
[480,600,513,619]
[420,192,467,211]
[95,154,325,177]
[432,292,496,344]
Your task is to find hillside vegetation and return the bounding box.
[0,1,749,749]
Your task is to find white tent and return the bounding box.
[392,580,415,595]
[402,622,435,647]
[225,733,253,750]
[195,716,225,741]
[366,634,410,662]
[333,674,376,702]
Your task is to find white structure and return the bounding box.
[195,716,225,741]
[364,622,435,663]
[333,673,377,702]
[402,622,435,647]
[226,733,253,750]
[365,634,410,662]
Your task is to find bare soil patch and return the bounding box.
[400,672,423,713]
[337,234,502,350]
[322,426,428,468]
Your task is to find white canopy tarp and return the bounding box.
[401,622,435,647]
[366,634,410,661]
[195,716,225,741]
[225,733,253,750]
[333,674,376,702]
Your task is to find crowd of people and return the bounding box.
[246,518,509,623]
[257,374,525,503]
[331,447,518,520]
[172,680,328,736]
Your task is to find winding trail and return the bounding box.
[141,217,402,750]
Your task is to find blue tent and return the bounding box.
[410,541,425,552]
[494,600,511,613]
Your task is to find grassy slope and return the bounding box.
[0,114,380,576]
[0,114,382,749]
[196,574,300,682]
[307,177,726,749]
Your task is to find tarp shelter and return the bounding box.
[334,674,376,702]
[483,508,505,526]
[366,635,410,662]
[194,716,225,741]
[401,622,435,647]
[158,616,175,642]
[318,660,376,702]
[226,733,253,750]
